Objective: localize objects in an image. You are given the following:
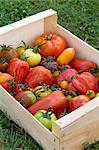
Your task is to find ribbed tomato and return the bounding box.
[7,58,30,83]
[0,72,14,91]
[71,72,98,94]
[56,68,78,86]
[34,33,67,58]
[25,66,54,88]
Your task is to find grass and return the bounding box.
[0,0,99,149]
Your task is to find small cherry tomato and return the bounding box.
[86,90,95,99]
[66,95,73,101]
[60,80,69,89]
[96,93,99,97]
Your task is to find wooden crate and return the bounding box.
[0,9,99,150]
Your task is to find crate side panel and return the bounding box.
[0,86,59,150]
[0,20,44,48]
[59,107,99,150]
[53,25,99,66]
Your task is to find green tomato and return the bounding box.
[34,110,57,130]
[21,48,41,67]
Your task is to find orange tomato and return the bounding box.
[60,80,69,89]
[34,33,67,58]
[57,48,75,65]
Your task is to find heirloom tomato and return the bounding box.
[0,72,14,91]
[70,58,96,71]
[28,90,68,114]
[71,72,98,94]
[7,58,29,83]
[15,90,37,108]
[25,66,54,88]
[34,33,67,58]
[0,58,8,72]
[57,48,75,65]
[56,68,78,86]
[0,45,18,62]
[21,47,41,67]
[34,85,52,99]
[69,95,90,112]
[34,110,57,130]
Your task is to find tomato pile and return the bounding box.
[0,33,99,130]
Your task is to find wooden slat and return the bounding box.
[0,9,56,35]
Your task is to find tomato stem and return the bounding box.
[33,43,45,53]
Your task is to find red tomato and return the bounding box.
[96,76,99,83]
[56,69,78,86]
[7,58,30,83]
[69,95,90,112]
[70,58,96,71]
[34,33,67,58]
[25,66,54,88]
[67,82,77,93]
[13,83,26,95]
[0,72,14,91]
[71,72,98,94]
[28,90,68,114]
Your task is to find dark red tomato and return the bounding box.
[34,33,68,58]
[70,58,96,71]
[15,90,37,108]
[0,72,14,91]
[0,45,18,62]
[71,72,98,94]
[56,68,78,86]
[69,95,90,112]
[25,66,54,88]
[7,58,30,83]
[28,90,68,114]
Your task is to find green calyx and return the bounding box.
[0,44,11,51]
[20,54,29,61]
[41,111,53,120]
[32,43,44,53]
[46,56,55,62]
[61,65,68,71]
[45,35,52,40]
[7,79,15,87]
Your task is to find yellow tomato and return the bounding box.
[96,93,99,97]
[57,48,75,65]
[16,47,25,57]
[86,90,95,99]
[34,85,52,99]
[60,80,69,89]
[21,48,41,67]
